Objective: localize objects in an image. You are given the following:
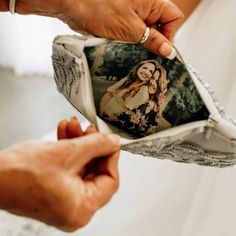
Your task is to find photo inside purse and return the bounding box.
[84,42,210,138]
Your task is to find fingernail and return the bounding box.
[166,47,177,60]
[71,116,78,121]
[108,134,120,146]
[159,42,176,60]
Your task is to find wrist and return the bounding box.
[0,146,38,211]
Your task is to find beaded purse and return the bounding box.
[52,35,236,167]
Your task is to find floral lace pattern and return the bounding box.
[123,138,236,168]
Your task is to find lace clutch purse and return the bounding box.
[52,35,236,167]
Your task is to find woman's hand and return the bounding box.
[0,117,120,231]
[14,0,184,57]
[61,0,184,56]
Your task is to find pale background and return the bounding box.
[0,15,85,149]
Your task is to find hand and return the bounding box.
[57,116,100,178]
[0,119,120,231]
[14,0,184,57]
[57,117,108,185]
[61,0,184,57]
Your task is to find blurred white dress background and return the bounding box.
[1,0,236,235]
[0,13,74,75]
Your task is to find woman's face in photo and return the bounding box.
[137,62,155,82]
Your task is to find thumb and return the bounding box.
[72,133,120,165]
[143,28,176,60]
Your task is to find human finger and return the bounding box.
[84,151,120,209]
[83,148,119,182]
[71,133,120,166]
[143,27,176,59]
[67,116,84,138]
[93,150,119,180]
[145,0,184,41]
[84,124,97,135]
[57,119,68,140]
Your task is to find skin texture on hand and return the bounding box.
[11,0,184,57]
[0,122,120,231]
[61,0,184,56]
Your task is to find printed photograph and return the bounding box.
[84,42,209,137]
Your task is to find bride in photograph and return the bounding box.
[0,0,236,235]
[99,60,168,136]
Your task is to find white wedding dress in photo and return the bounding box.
[1,0,236,235]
